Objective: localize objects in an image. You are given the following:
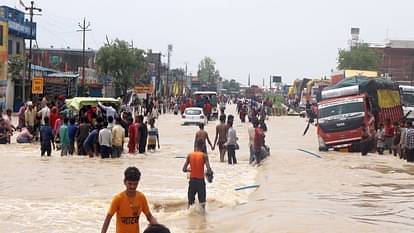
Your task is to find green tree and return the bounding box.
[96,39,146,96]
[222,79,241,92]
[198,57,220,88]
[8,55,25,81]
[337,43,382,71]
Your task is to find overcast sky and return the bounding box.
[3,0,414,85]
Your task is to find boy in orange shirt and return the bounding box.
[101,167,158,233]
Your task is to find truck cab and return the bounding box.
[399,85,414,120]
[317,86,370,151]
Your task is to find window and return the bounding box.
[0,25,3,46]
[8,40,12,55]
[16,41,20,54]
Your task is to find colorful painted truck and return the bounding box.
[317,77,403,151]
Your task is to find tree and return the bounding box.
[222,79,241,92]
[197,57,220,91]
[8,55,25,81]
[197,57,220,90]
[337,43,382,71]
[96,39,146,96]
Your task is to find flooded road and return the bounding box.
[207,114,414,233]
[1,105,414,233]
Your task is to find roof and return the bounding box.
[30,65,58,73]
[387,40,414,49]
[33,47,97,53]
[184,107,203,111]
[65,97,120,111]
[193,91,217,95]
[46,72,79,78]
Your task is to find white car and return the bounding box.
[182,107,207,125]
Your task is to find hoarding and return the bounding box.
[134,84,154,94]
[272,76,282,83]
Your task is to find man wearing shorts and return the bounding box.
[182,139,213,210]
[213,115,227,162]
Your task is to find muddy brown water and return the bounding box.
[1,106,414,233]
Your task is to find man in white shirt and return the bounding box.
[98,102,117,122]
[38,104,50,125]
[99,121,112,159]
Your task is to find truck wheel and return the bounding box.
[318,146,328,152]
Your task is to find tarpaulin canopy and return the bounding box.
[65,97,120,111]
[323,76,402,121]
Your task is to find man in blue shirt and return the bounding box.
[68,117,78,155]
[40,116,55,157]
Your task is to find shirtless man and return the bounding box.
[194,123,213,154]
[213,115,228,162]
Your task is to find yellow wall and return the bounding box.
[0,21,8,81]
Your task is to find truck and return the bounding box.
[317,77,403,151]
[399,85,414,120]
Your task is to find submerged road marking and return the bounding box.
[235,184,260,191]
[297,149,322,158]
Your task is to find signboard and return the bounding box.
[78,67,99,85]
[134,84,154,94]
[32,77,44,94]
[344,69,377,78]
[272,76,282,83]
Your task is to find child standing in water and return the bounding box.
[147,118,160,152]
[377,123,385,155]
[101,167,158,233]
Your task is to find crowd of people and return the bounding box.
[1,93,272,233]
[362,118,414,162]
[0,96,163,159]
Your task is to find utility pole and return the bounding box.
[248,74,250,87]
[411,61,414,86]
[22,1,41,101]
[269,75,272,90]
[167,44,172,96]
[184,62,188,95]
[77,18,91,96]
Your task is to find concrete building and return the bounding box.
[32,47,96,72]
[0,5,36,110]
[371,40,414,84]
[32,47,102,97]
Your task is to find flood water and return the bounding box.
[1,105,414,233]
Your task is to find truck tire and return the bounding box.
[318,146,328,152]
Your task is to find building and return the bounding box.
[371,40,414,84]
[0,5,36,110]
[32,47,96,72]
[32,47,103,97]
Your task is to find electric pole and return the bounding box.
[167,44,172,96]
[248,74,250,87]
[77,18,91,96]
[22,1,41,101]
[270,75,272,90]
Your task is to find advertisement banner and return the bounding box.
[134,84,154,94]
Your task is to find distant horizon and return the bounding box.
[3,0,414,85]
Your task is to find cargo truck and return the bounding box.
[317,77,403,151]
